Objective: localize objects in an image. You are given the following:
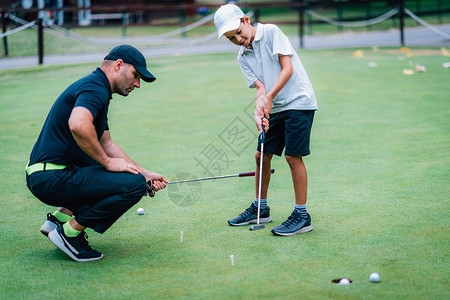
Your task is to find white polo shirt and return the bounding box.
[237,23,318,113]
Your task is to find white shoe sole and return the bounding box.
[272,225,313,236]
[48,229,103,262]
[40,220,58,236]
[228,217,272,226]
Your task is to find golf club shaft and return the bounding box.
[168,169,274,184]
[256,128,265,226]
[257,143,264,225]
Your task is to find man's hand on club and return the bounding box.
[106,158,140,175]
[107,160,167,192]
[141,170,168,191]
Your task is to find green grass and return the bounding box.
[0,48,449,299]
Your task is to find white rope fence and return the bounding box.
[306,8,399,27]
[47,10,253,46]
[46,23,109,45]
[5,10,254,47]
[51,10,217,45]
[149,11,215,39]
[404,8,450,40]
[2,8,447,49]
[44,11,218,46]
[306,7,450,40]
[9,14,107,45]
[0,20,35,38]
[8,13,30,26]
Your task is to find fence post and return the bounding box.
[121,8,127,37]
[336,1,343,32]
[438,0,442,24]
[299,0,304,49]
[306,0,312,35]
[254,8,260,24]
[366,1,372,31]
[398,0,405,47]
[179,4,186,37]
[1,11,8,57]
[38,18,44,65]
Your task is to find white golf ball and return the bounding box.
[370,272,380,282]
[339,278,350,285]
[137,207,145,215]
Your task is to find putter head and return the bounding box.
[249,224,265,231]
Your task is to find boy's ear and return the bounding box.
[243,15,251,24]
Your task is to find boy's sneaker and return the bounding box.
[48,226,103,262]
[271,211,313,236]
[40,213,64,236]
[228,202,272,226]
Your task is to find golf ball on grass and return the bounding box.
[339,278,350,285]
[137,207,144,215]
[370,272,380,282]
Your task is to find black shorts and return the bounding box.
[257,110,315,157]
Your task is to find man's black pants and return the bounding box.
[26,165,146,233]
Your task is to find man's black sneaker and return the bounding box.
[228,202,272,226]
[271,211,313,236]
[40,213,64,236]
[48,226,103,262]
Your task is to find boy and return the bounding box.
[214,4,318,236]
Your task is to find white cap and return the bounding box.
[214,4,245,39]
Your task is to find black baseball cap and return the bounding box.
[104,45,156,82]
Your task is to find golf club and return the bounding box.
[168,169,275,184]
[249,128,266,231]
[145,169,275,197]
